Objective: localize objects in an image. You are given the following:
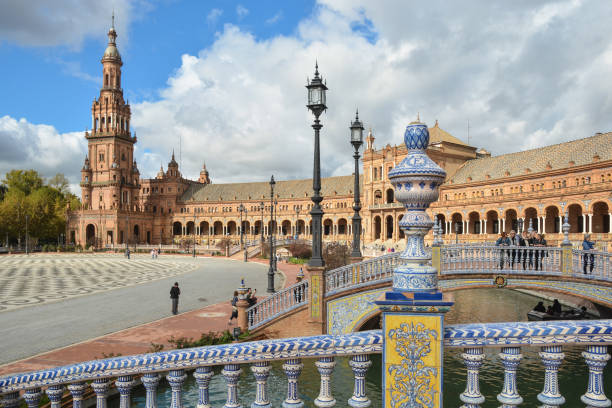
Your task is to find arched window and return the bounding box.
[105,74,109,86]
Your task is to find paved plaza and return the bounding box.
[0,254,276,365]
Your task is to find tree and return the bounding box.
[48,173,70,195]
[323,242,350,271]
[3,170,44,196]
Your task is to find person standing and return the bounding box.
[228,290,239,325]
[495,232,510,269]
[532,233,547,271]
[508,230,522,268]
[170,282,180,315]
[582,234,595,274]
[521,230,531,270]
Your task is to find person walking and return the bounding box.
[582,234,595,274]
[125,248,130,259]
[170,282,180,315]
[495,232,510,269]
[228,290,239,325]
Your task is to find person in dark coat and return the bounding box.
[495,232,510,269]
[170,282,180,315]
[533,301,546,313]
[582,234,595,274]
[228,291,239,325]
[552,299,562,315]
[508,230,523,268]
[532,233,547,271]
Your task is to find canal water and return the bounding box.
[109,289,610,407]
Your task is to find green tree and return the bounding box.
[3,170,44,196]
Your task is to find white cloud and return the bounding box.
[266,11,283,24]
[236,5,249,19]
[0,116,87,192]
[207,8,223,26]
[0,0,134,48]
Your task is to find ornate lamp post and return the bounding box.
[267,176,276,293]
[306,62,328,268]
[238,204,245,249]
[238,204,248,262]
[295,208,301,239]
[273,199,278,271]
[350,110,364,260]
[193,212,196,258]
[259,201,264,253]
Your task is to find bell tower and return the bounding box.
[81,15,139,211]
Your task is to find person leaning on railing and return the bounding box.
[531,233,547,271]
[508,230,523,269]
[495,232,510,269]
[582,233,595,274]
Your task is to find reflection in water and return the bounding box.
[108,289,610,408]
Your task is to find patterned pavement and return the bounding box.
[0,254,200,312]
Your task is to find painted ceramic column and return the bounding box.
[348,354,372,408]
[459,347,485,408]
[251,362,272,408]
[497,347,523,407]
[23,388,41,408]
[194,367,214,408]
[91,378,111,408]
[537,345,565,407]
[115,375,136,408]
[222,364,242,408]
[282,359,304,408]
[314,357,337,407]
[67,382,88,408]
[167,369,187,408]
[581,345,611,407]
[560,213,572,276]
[142,373,160,408]
[376,119,453,408]
[1,392,19,408]
[45,385,64,408]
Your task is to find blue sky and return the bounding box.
[2,1,612,191]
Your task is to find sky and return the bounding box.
[1,0,612,194]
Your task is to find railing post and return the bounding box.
[194,367,214,408]
[459,347,485,408]
[537,345,565,407]
[376,120,451,408]
[142,373,160,408]
[222,364,242,408]
[45,385,64,408]
[91,379,111,408]
[314,357,336,407]
[497,347,523,407]
[581,345,611,407]
[67,382,88,408]
[236,279,249,333]
[282,358,304,408]
[1,392,19,408]
[23,388,41,408]
[348,354,372,408]
[251,361,272,408]
[561,213,572,276]
[167,369,187,408]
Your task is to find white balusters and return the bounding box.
[1,392,19,408]
[348,354,372,408]
[460,347,485,408]
[142,373,160,408]
[91,378,111,408]
[537,345,565,407]
[115,375,136,408]
[194,366,214,408]
[222,364,242,408]
[314,357,336,407]
[581,345,611,407]
[497,347,523,407]
[167,369,187,408]
[251,361,272,408]
[23,387,41,408]
[46,385,64,408]
[282,358,304,408]
[67,382,88,408]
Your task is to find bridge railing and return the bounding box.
[572,249,612,282]
[247,280,309,330]
[325,252,404,296]
[441,245,563,276]
[1,320,610,407]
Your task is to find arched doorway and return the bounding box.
[385,215,393,239]
[297,220,305,236]
[545,206,559,234]
[568,204,583,233]
[487,210,499,234]
[524,207,538,232]
[323,219,333,236]
[468,211,480,234]
[172,221,182,236]
[281,220,291,236]
[227,221,237,235]
[86,224,96,246]
[213,221,223,235]
[338,218,348,235]
[254,220,262,236]
[133,225,140,242]
[592,201,610,233]
[451,213,463,234]
[200,221,210,235]
[505,209,517,233]
[186,221,194,235]
[386,189,394,204]
[374,216,382,240]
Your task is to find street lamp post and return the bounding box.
[295,208,301,240]
[259,201,264,255]
[267,176,276,293]
[350,110,364,259]
[273,199,278,272]
[306,62,328,268]
[239,204,245,250]
[239,204,248,262]
[25,215,29,255]
[455,221,460,244]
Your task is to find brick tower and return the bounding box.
[82,16,139,212]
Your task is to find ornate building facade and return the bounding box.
[67,24,612,249]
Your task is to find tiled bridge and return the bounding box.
[246,244,612,337]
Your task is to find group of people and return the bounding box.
[533,299,588,317]
[150,248,161,259]
[495,230,547,270]
[228,288,258,325]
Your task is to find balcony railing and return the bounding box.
[1,321,610,407]
[247,280,309,330]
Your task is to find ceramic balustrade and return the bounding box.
[324,253,402,295]
[247,280,308,330]
[1,321,611,408]
[573,249,612,281]
[441,245,562,275]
